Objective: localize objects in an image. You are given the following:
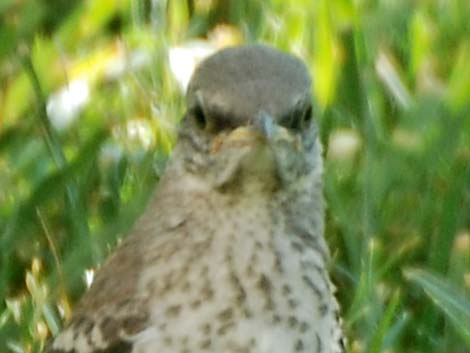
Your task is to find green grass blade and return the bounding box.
[367,290,401,353]
[404,268,470,346]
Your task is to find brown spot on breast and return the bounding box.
[291,241,304,253]
[243,308,253,318]
[319,303,329,316]
[229,272,247,304]
[282,284,291,295]
[181,280,191,291]
[288,316,299,328]
[257,274,274,310]
[274,250,283,273]
[200,339,212,349]
[316,332,323,353]
[181,263,190,275]
[299,321,309,333]
[165,305,182,317]
[218,308,234,321]
[295,339,304,351]
[295,229,328,263]
[246,264,255,277]
[302,275,323,300]
[200,323,211,334]
[257,274,272,292]
[288,298,299,309]
[217,321,235,335]
[225,248,234,263]
[200,286,214,300]
[191,299,202,309]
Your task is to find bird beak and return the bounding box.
[211,126,264,154]
[256,112,299,148]
[211,112,298,154]
[256,112,275,139]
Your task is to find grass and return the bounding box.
[0,1,469,352]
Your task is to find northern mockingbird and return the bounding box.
[46,44,345,353]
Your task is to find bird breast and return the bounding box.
[130,188,342,353]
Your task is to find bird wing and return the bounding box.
[45,191,190,353]
[45,236,152,353]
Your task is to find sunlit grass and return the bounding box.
[0,1,469,353]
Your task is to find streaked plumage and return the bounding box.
[46,44,345,353]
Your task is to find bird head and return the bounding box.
[172,44,322,192]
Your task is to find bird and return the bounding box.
[45,44,345,353]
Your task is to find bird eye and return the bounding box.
[193,105,207,129]
[302,105,313,126]
[288,104,313,131]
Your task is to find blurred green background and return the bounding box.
[0,0,469,352]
